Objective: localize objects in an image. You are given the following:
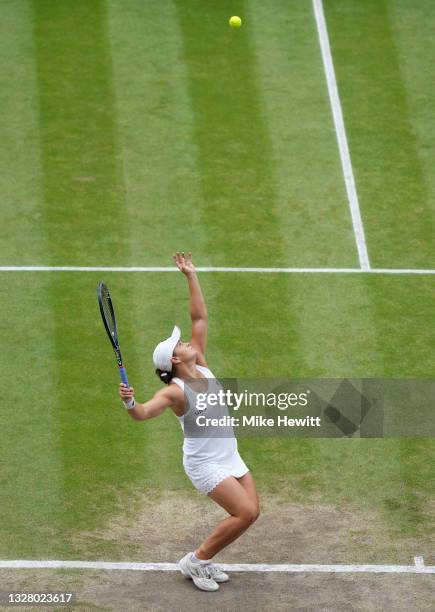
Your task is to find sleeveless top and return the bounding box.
[171,365,238,467]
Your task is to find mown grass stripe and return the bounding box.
[31,0,131,536]
[174,0,288,267]
[361,271,435,538]
[0,0,43,262]
[32,0,128,265]
[324,0,435,268]
[245,0,359,267]
[105,0,206,264]
[0,1,60,559]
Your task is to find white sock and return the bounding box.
[191,552,211,565]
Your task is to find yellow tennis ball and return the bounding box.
[229,16,242,28]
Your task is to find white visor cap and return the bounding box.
[152,326,181,372]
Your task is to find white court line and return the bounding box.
[312,0,370,272]
[0,266,434,274]
[0,559,434,574]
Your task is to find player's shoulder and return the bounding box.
[158,380,184,405]
[155,382,180,397]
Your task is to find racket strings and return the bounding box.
[100,286,116,338]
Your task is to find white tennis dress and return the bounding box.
[171,365,249,494]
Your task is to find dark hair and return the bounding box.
[156,368,174,385]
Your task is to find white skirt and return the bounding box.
[184,451,249,495]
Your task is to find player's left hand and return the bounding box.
[173,251,196,276]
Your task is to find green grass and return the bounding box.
[0,0,434,561]
[1,273,434,557]
[325,0,435,268]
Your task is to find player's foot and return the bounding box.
[206,563,229,583]
[179,552,219,591]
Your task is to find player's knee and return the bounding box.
[239,504,260,525]
[251,504,260,523]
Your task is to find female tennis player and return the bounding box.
[119,252,259,592]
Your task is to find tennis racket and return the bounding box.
[97,281,129,386]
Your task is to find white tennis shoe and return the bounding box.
[206,563,229,583]
[179,552,219,591]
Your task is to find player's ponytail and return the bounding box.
[156,368,174,385]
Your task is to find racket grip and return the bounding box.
[119,366,129,387]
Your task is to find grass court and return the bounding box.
[0,1,434,610]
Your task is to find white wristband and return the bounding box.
[123,397,136,410]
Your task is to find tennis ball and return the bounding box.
[229,16,242,28]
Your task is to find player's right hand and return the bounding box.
[119,383,134,402]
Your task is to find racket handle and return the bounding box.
[119,366,129,387]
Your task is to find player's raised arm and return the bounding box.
[173,252,208,363]
[118,383,181,421]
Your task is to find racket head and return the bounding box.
[97,281,119,350]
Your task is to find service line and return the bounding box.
[0,266,434,274]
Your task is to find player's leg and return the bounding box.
[237,471,260,514]
[194,475,260,560]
